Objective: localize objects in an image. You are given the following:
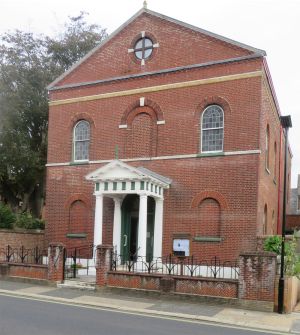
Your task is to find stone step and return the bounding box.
[58,280,96,291]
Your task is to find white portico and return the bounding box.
[85,160,171,259]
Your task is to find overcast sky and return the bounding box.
[1,0,299,186]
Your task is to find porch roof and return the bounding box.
[85,160,171,197]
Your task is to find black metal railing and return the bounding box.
[111,253,239,280]
[0,245,48,265]
[63,244,97,279]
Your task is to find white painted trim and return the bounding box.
[46,162,71,167]
[224,150,261,156]
[118,124,128,129]
[140,97,145,107]
[156,120,165,125]
[141,59,145,66]
[46,150,261,167]
[200,105,224,154]
[153,43,159,48]
[141,31,145,38]
[113,198,122,255]
[128,49,134,53]
[138,194,147,258]
[94,194,103,246]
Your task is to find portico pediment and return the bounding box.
[86,160,171,198]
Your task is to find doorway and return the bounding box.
[121,195,155,262]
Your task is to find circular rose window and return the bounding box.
[134,37,153,60]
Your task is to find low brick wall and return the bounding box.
[239,252,277,302]
[0,229,45,250]
[175,276,238,298]
[286,215,300,232]
[107,272,161,291]
[106,272,238,298]
[0,263,48,280]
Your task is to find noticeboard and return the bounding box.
[173,239,190,257]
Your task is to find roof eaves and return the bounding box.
[49,53,263,92]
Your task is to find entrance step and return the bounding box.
[58,280,96,291]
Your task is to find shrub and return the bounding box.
[0,202,15,229]
[16,212,45,230]
[264,235,300,278]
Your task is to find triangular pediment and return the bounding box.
[85,160,171,187]
[48,8,265,90]
[86,160,144,181]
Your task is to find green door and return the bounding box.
[121,195,156,263]
[121,195,139,262]
[146,197,155,262]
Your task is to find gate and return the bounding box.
[63,244,96,280]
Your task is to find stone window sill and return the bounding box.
[66,233,87,238]
[193,236,222,242]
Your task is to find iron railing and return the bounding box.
[0,245,48,265]
[111,253,239,280]
[64,244,97,279]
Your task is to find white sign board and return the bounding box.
[173,239,190,256]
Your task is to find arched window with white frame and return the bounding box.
[73,120,90,162]
[201,105,224,153]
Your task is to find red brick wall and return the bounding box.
[175,277,238,298]
[106,272,238,298]
[53,12,251,88]
[7,263,48,280]
[107,272,161,291]
[45,11,287,263]
[0,229,45,250]
[238,252,277,302]
[286,215,300,232]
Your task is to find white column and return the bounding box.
[153,198,164,259]
[137,194,148,258]
[94,194,103,246]
[113,198,122,255]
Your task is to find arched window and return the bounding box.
[68,200,88,234]
[199,198,221,237]
[265,125,270,171]
[201,105,224,153]
[263,204,268,235]
[73,120,90,161]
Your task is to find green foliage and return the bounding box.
[264,235,300,278]
[0,202,15,229]
[264,235,282,254]
[0,13,107,216]
[15,212,45,230]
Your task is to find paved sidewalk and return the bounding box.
[0,279,300,334]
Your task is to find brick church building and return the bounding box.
[45,5,291,262]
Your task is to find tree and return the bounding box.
[0,13,107,216]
